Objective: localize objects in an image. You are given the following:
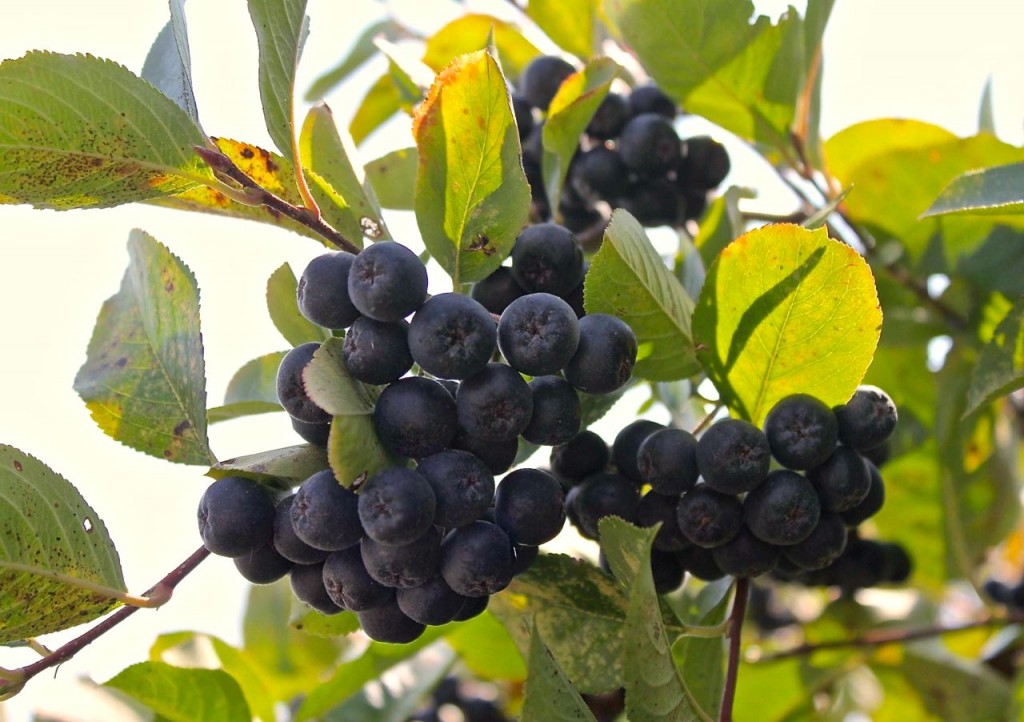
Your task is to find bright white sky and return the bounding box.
[1,1,1023,720]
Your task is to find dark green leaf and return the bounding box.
[542,58,618,211]
[0,445,125,644]
[692,223,881,426]
[956,226,1024,295]
[74,230,213,465]
[672,582,730,718]
[247,0,308,163]
[224,352,286,406]
[141,0,199,124]
[105,662,250,722]
[209,444,328,489]
[585,210,700,381]
[965,297,1024,416]
[0,52,210,209]
[602,0,803,152]
[300,104,391,246]
[521,624,598,722]
[366,147,418,210]
[527,0,597,59]
[925,162,1024,218]
[267,263,325,347]
[306,19,412,100]
[413,50,531,285]
[422,14,541,82]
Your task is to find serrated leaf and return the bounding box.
[598,519,706,721]
[225,352,287,406]
[413,50,531,285]
[209,444,327,489]
[0,445,125,643]
[300,104,388,245]
[924,162,1024,218]
[528,0,597,59]
[542,58,618,211]
[247,0,308,164]
[965,298,1024,416]
[141,0,199,124]
[422,14,541,83]
[306,19,412,101]
[74,230,212,465]
[366,147,418,210]
[0,51,210,209]
[350,73,405,146]
[105,661,250,722]
[585,210,699,381]
[267,264,324,347]
[602,0,803,153]
[521,625,598,722]
[302,338,376,416]
[692,223,881,426]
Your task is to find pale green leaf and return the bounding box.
[209,444,327,489]
[267,263,325,347]
[291,609,360,638]
[73,230,212,465]
[224,352,287,406]
[327,414,402,487]
[302,338,376,416]
[445,610,526,681]
[672,582,730,718]
[306,19,412,101]
[978,75,996,135]
[542,58,618,211]
[0,52,210,209]
[585,210,699,381]
[965,297,1024,416]
[413,50,531,285]
[141,0,199,124]
[247,0,308,163]
[521,625,598,722]
[693,187,745,269]
[366,147,418,210]
[527,0,597,59]
[207,401,281,424]
[105,662,250,722]
[349,73,404,146]
[0,445,125,644]
[900,645,1013,722]
[422,14,541,83]
[924,162,1024,218]
[692,223,881,426]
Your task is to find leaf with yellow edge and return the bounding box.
[693,224,881,426]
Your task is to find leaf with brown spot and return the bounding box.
[0,445,126,644]
[74,230,213,466]
[0,52,211,209]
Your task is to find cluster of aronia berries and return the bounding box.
[198,227,638,644]
[551,386,909,592]
[512,54,730,236]
[406,676,510,722]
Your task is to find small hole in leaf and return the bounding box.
[83,518,94,533]
[360,217,383,239]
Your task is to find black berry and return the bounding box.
[743,470,821,546]
[519,55,576,111]
[456,363,533,441]
[510,223,584,296]
[521,376,581,446]
[494,468,566,545]
[297,252,360,329]
[408,293,497,380]
[763,393,839,470]
[347,241,428,322]
[373,377,457,458]
[498,293,580,376]
[440,521,515,597]
[322,545,394,611]
[357,468,437,546]
[835,386,898,451]
[696,418,771,495]
[416,449,495,529]
[676,485,744,548]
[637,428,699,495]
[197,475,275,558]
[277,342,331,424]
[342,317,413,385]
[563,313,638,394]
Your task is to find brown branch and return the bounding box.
[0,546,211,698]
[752,610,1024,663]
[693,402,724,435]
[194,146,360,254]
[718,577,750,722]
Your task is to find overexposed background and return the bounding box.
[1,1,1023,720]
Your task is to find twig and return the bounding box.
[718,577,750,722]
[693,402,724,435]
[0,546,211,700]
[194,146,360,254]
[751,610,1024,663]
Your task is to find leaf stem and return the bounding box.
[693,402,724,434]
[193,146,359,254]
[750,610,1024,663]
[718,577,749,722]
[0,545,211,699]
[0,562,167,608]
[681,620,731,638]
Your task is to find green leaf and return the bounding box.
[978,75,996,135]
[824,120,1024,263]
[527,0,597,59]
[693,187,745,270]
[350,73,405,146]
[224,352,286,406]
[267,263,325,347]
[521,624,598,722]
[965,297,1024,416]
[148,137,331,243]
[105,661,250,722]
[302,338,376,416]
[0,52,210,209]
[924,162,1024,218]
[542,58,618,211]
[306,19,412,101]
[141,0,199,124]
[956,226,1024,295]
[209,444,327,489]
[300,104,391,245]
[291,609,360,638]
[732,658,837,721]
[413,50,531,286]
[598,519,706,721]
[0,445,125,644]
[899,645,1013,722]
[601,0,803,153]
[207,401,281,424]
[585,210,700,381]
[327,414,402,486]
[422,14,541,83]
[74,230,213,465]
[692,223,881,426]
[366,147,418,210]
[445,611,526,681]
[247,0,308,164]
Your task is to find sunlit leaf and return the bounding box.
[105,662,250,722]
[521,624,597,722]
[365,147,417,210]
[306,19,413,100]
[267,263,325,347]
[350,73,404,146]
[209,444,327,490]
[422,14,541,82]
[224,352,286,407]
[924,162,1024,218]
[965,297,1024,416]
[527,0,597,59]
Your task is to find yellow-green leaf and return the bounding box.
[422,14,541,82]
[105,662,251,722]
[267,263,325,347]
[413,50,530,285]
[692,224,881,426]
[528,0,597,59]
[0,445,125,644]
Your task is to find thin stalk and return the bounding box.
[718,577,750,722]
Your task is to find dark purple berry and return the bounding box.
[342,317,413,385]
[277,342,331,424]
[408,293,497,380]
[440,521,514,597]
[197,475,275,558]
[763,393,839,470]
[563,313,637,394]
[511,223,584,296]
[743,470,821,546]
[290,561,344,615]
[835,386,898,451]
[637,428,699,496]
[358,468,436,545]
[498,293,580,376]
[521,376,581,446]
[348,241,428,322]
[373,377,457,458]
[696,418,771,495]
[297,252,360,329]
[494,468,566,545]
[456,363,533,441]
[416,449,495,529]
[676,485,743,548]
